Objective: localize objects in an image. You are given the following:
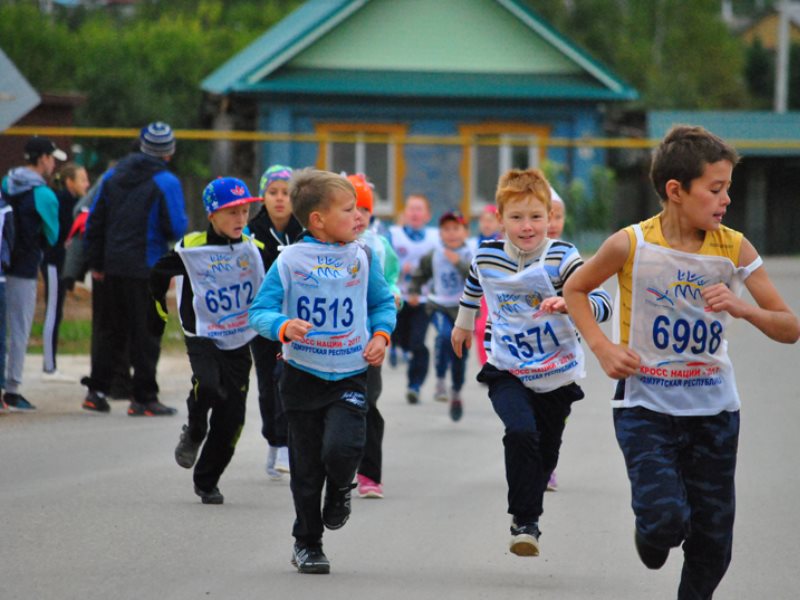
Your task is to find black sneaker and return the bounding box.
[82,390,110,413]
[4,393,36,411]
[128,400,177,416]
[509,519,541,556]
[322,482,356,530]
[634,531,669,569]
[194,485,224,505]
[291,543,330,574]
[175,425,201,469]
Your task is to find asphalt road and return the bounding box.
[1,258,799,600]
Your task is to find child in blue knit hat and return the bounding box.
[246,165,304,479]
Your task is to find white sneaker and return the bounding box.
[265,446,282,480]
[275,446,290,474]
[41,370,77,384]
[434,379,448,402]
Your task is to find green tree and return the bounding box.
[528,0,751,109]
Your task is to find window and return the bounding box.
[459,124,550,217]
[316,123,407,217]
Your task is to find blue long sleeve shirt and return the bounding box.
[249,235,396,381]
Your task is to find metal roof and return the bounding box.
[202,0,637,102]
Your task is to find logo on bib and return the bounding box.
[496,293,522,314]
[645,269,714,308]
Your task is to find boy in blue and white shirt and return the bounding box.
[452,169,611,558]
[249,169,396,575]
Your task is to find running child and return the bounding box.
[469,204,502,367]
[563,125,799,598]
[249,169,396,574]
[388,194,439,403]
[247,165,303,479]
[149,177,266,505]
[544,185,566,491]
[408,210,472,421]
[451,168,611,557]
[349,173,401,499]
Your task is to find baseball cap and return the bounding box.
[202,177,261,216]
[439,210,466,227]
[24,136,67,162]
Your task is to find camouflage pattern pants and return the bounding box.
[614,406,739,600]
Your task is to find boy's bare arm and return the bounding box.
[703,238,800,344]
[563,231,640,378]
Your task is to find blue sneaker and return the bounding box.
[388,346,398,368]
[4,393,36,411]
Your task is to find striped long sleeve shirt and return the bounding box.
[454,239,612,353]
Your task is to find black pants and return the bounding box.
[393,303,431,389]
[250,335,288,447]
[40,261,67,373]
[479,363,583,524]
[184,337,252,492]
[89,275,160,403]
[358,365,384,483]
[280,364,367,545]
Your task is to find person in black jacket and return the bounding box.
[83,122,188,415]
[150,177,267,504]
[246,165,303,478]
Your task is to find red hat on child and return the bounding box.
[347,173,374,214]
[439,210,467,227]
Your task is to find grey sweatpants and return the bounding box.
[5,276,37,394]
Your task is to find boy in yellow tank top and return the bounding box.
[564,126,799,599]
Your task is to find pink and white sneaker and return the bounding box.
[546,471,558,492]
[357,474,384,499]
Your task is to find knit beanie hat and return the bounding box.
[140,122,176,158]
[258,165,293,196]
[347,173,374,214]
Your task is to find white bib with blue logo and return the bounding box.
[619,224,760,415]
[277,242,370,374]
[389,225,439,300]
[428,245,472,307]
[481,240,584,392]
[176,236,265,350]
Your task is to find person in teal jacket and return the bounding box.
[1,136,63,411]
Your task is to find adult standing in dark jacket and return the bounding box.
[246,165,303,478]
[84,122,188,415]
[1,136,64,411]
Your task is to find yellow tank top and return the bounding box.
[616,215,743,345]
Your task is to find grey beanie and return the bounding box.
[140,121,176,158]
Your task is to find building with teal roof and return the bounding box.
[202,0,637,219]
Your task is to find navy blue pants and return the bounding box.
[393,302,430,390]
[479,363,583,524]
[431,310,468,392]
[614,404,739,600]
[249,335,288,447]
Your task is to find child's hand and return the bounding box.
[443,248,460,265]
[363,335,388,366]
[539,297,567,314]
[407,294,420,307]
[702,283,750,319]
[284,319,313,341]
[451,326,472,358]
[394,294,403,309]
[595,340,640,379]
